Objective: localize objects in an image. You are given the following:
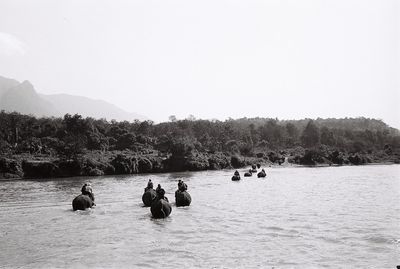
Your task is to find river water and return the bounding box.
[0,165,399,268]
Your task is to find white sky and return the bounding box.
[0,0,399,128]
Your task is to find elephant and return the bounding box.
[244,169,252,177]
[256,163,261,169]
[250,164,257,173]
[257,169,267,178]
[231,175,241,181]
[142,188,157,207]
[151,198,172,218]
[175,190,192,207]
[151,185,172,218]
[72,194,94,211]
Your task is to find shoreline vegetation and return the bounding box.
[1,111,399,180]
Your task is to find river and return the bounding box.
[0,165,399,268]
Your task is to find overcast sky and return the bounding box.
[0,0,399,128]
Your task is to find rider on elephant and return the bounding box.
[81,183,95,205]
[178,180,188,192]
[144,179,154,192]
[156,185,169,202]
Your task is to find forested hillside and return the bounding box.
[1,111,399,179]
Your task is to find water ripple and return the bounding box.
[0,165,399,268]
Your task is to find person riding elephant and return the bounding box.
[175,180,191,207]
[178,179,188,192]
[257,169,267,178]
[156,185,169,202]
[142,179,156,206]
[156,184,161,193]
[81,183,95,204]
[232,170,241,181]
[251,165,257,173]
[72,183,95,211]
[151,185,172,218]
[144,179,153,192]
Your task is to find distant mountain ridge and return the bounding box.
[0,75,148,121]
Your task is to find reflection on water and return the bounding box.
[165,171,197,180]
[0,165,399,268]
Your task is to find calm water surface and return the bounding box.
[0,165,399,268]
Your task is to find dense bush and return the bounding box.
[0,111,399,176]
[0,157,23,178]
[231,155,245,168]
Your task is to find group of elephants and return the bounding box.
[231,164,267,181]
[72,165,265,214]
[142,179,191,218]
[72,180,192,219]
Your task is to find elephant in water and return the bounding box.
[72,194,94,211]
[244,169,252,177]
[175,190,191,207]
[142,189,156,207]
[175,180,191,207]
[142,179,156,207]
[72,183,95,211]
[231,175,241,181]
[232,170,241,181]
[151,185,172,218]
[257,169,267,178]
[250,164,257,173]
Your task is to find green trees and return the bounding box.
[258,120,286,149]
[0,111,398,163]
[170,136,197,157]
[285,123,299,146]
[59,114,89,159]
[301,120,320,148]
[320,126,336,146]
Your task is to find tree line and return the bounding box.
[0,110,399,160]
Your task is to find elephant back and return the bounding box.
[231,175,241,181]
[142,189,156,206]
[175,190,192,207]
[151,198,172,218]
[72,194,93,211]
[257,171,266,178]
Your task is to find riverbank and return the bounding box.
[1,112,399,180]
[0,151,262,180]
[1,147,398,180]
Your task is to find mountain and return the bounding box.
[0,80,57,117]
[0,75,19,97]
[40,93,147,122]
[0,76,148,121]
